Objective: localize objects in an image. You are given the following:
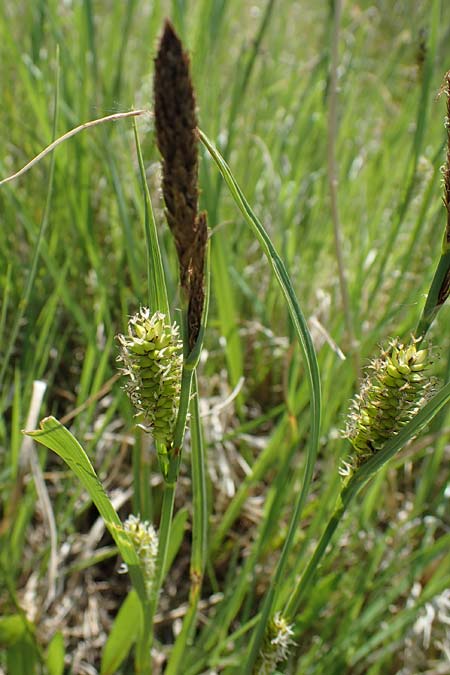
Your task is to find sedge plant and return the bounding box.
[25,19,210,674]
[2,6,450,675]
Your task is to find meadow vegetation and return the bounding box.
[1,1,450,673]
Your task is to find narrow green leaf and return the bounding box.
[163,506,189,581]
[198,128,322,669]
[101,590,142,675]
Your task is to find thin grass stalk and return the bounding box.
[132,442,143,516]
[284,500,344,622]
[192,444,298,670]
[0,264,11,349]
[209,412,291,555]
[131,437,152,521]
[198,130,321,452]
[327,0,357,369]
[144,359,192,656]
[145,481,176,663]
[145,248,210,660]
[243,472,316,671]
[0,109,146,187]
[165,372,207,674]
[216,0,275,183]
[135,599,153,674]
[416,71,450,338]
[133,119,170,317]
[369,0,440,301]
[0,50,60,390]
[197,130,322,672]
[416,250,450,338]
[376,146,443,332]
[145,356,203,655]
[415,350,450,508]
[205,0,275,404]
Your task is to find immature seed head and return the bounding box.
[116,308,183,446]
[123,514,158,598]
[254,612,295,675]
[342,338,437,479]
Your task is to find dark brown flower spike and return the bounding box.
[154,20,208,349]
[187,211,208,350]
[154,20,200,288]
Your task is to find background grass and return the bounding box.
[1,1,450,673]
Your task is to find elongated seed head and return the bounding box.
[154,20,199,290]
[342,338,437,478]
[116,308,183,446]
[154,21,208,350]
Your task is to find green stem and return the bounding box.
[143,365,193,662]
[284,500,345,621]
[189,372,208,578]
[416,249,450,339]
[199,129,322,673]
[369,0,440,303]
[133,119,170,317]
[165,372,207,674]
[145,245,210,662]
[243,438,319,672]
[146,480,177,657]
[135,600,153,674]
[327,0,356,361]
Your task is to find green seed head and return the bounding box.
[117,308,183,446]
[342,338,437,479]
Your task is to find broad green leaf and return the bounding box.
[46,631,65,675]
[26,417,146,600]
[0,614,28,646]
[6,634,38,675]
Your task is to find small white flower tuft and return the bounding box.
[257,612,295,674]
[123,514,158,598]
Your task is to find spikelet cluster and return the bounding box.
[154,20,208,350]
[117,308,183,446]
[123,514,158,597]
[254,613,295,675]
[342,338,436,478]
